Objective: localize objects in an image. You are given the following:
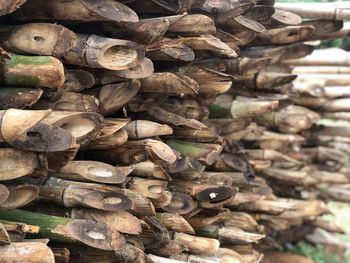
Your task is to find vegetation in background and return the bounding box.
[278,0,350,50]
[275,1,350,259]
[286,202,350,262]
[288,241,350,263]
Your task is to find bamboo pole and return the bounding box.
[1,53,65,88]
[61,34,144,70]
[0,242,55,263]
[275,2,350,20]
[0,209,126,250]
[0,23,77,56]
[12,0,139,22]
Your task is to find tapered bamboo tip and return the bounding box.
[82,191,133,212]
[162,192,196,215]
[57,160,132,184]
[81,0,139,23]
[0,148,41,181]
[64,69,96,92]
[256,71,297,89]
[192,0,250,14]
[0,242,55,263]
[0,88,43,110]
[65,219,126,250]
[1,185,39,209]
[99,80,140,115]
[145,139,177,164]
[71,208,142,235]
[125,120,173,139]
[239,57,272,75]
[0,184,9,205]
[167,139,223,165]
[131,160,171,180]
[271,26,314,44]
[231,99,279,119]
[174,232,220,256]
[272,9,302,25]
[140,72,199,95]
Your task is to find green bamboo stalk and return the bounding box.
[0,208,125,250]
[167,139,223,165]
[2,53,65,88]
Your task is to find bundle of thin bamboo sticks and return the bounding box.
[0,1,349,262]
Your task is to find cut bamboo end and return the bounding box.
[99,80,140,115]
[41,177,133,212]
[97,58,154,82]
[0,148,41,181]
[41,111,103,145]
[0,242,55,263]
[1,185,39,209]
[174,232,220,256]
[0,87,43,110]
[71,208,142,235]
[167,139,223,165]
[162,192,196,215]
[272,9,302,25]
[140,72,199,95]
[0,184,9,205]
[128,177,168,200]
[34,92,99,113]
[64,69,95,92]
[0,208,126,250]
[231,99,279,119]
[53,160,132,184]
[131,161,171,180]
[62,35,145,70]
[13,0,139,23]
[168,14,217,35]
[0,23,77,57]
[125,120,173,139]
[62,219,126,250]
[157,212,195,235]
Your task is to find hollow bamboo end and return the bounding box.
[1,185,39,209]
[64,219,126,250]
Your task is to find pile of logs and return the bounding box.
[0,0,349,262]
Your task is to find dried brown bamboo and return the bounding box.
[1,1,349,262]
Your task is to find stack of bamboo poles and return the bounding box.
[0,1,349,262]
